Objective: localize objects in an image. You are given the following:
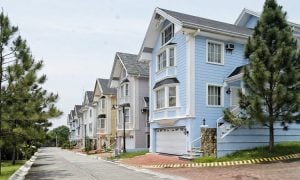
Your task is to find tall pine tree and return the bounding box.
[224,0,300,151]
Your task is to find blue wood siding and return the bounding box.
[217,123,300,157]
[194,36,248,128]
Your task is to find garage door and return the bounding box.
[156,127,187,155]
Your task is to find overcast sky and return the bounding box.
[1,0,299,129]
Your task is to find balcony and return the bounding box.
[118,96,130,105]
[117,122,133,130]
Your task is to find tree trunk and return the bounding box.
[12,143,16,165]
[269,117,274,151]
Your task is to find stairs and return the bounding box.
[217,106,241,139]
[180,145,204,160]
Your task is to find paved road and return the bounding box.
[25,147,177,180]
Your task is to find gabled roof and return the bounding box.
[97,78,116,95]
[159,8,253,36]
[86,91,94,103]
[235,8,300,29]
[71,110,76,118]
[117,52,149,76]
[74,105,82,115]
[227,65,246,78]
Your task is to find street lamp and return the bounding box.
[113,103,130,153]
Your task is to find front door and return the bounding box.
[230,87,241,107]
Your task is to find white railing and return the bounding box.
[190,135,202,149]
[217,106,241,139]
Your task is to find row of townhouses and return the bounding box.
[68,8,300,157]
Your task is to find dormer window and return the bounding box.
[161,24,174,46]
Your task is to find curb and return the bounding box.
[141,153,300,169]
[9,151,40,180]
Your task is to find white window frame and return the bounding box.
[206,39,224,65]
[101,98,106,109]
[154,84,179,110]
[124,108,130,122]
[100,118,105,129]
[155,87,165,109]
[206,83,224,107]
[156,46,176,72]
[161,24,174,46]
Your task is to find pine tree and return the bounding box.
[0,11,62,168]
[0,10,18,174]
[224,0,300,151]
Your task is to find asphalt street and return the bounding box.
[25,147,178,180]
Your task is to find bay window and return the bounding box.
[155,86,177,109]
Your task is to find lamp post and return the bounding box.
[113,103,130,153]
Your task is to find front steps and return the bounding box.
[180,147,203,160]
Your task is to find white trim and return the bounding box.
[225,73,244,83]
[154,84,179,110]
[156,45,176,73]
[206,39,224,65]
[206,83,224,107]
[161,23,175,46]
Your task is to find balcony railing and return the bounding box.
[117,122,133,130]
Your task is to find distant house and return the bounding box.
[109,52,150,152]
[80,91,97,149]
[92,78,117,150]
[138,8,300,157]
[74,105,83,147]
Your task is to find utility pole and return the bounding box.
[55,135,58,147]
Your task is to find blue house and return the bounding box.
[138,8,300,157]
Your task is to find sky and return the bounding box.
[1,0,299,129]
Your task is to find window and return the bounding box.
[207,85,223,106]
[169,86,176,107]
[101,98,105,109]
[161,24,174,45]
[169,48,175,66]
[96,119,100,130]
[124,109,129,122]
[158,51,166,71]
[89,109,92,118]
[157,47,176,71]
[125,84,129,96]
[207,40,224,64]
[100,118,105,128]
[89,123,92,133]
[156,88,165,109]
[119,109,129,123]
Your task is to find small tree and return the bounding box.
[224,0,300,151]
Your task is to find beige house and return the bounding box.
[92,78,117,150]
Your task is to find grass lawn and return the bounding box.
[0,160,26,180]
[193,141,300,163]
[112,150,148,160]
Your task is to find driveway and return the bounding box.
[25,147,179,180]
[152,159,300,180]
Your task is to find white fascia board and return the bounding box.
[234,8,260,26]
[225,73,244,83]
[138,8,183,62]
[182,23,250,40]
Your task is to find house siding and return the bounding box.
[217,123,300,157]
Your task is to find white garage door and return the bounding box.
[156,127,187,155]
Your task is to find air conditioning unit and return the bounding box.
[226,43,234,50]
